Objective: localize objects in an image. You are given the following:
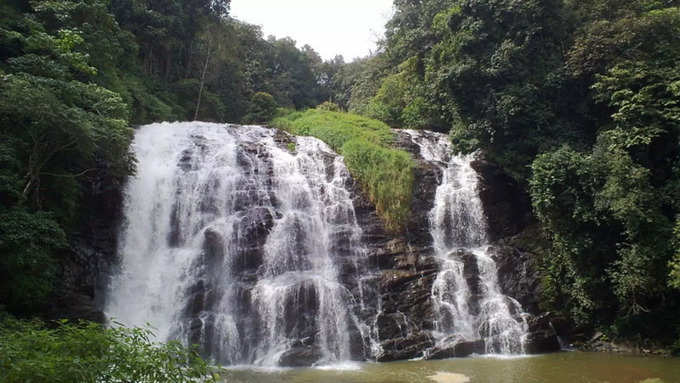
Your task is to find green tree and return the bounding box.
[244,91,278,123]
[0,316,218,383]
[0,210,66,313]
[0,0,133,314]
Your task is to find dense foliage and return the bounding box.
[2,0,679,357]
[0,315,218,383]
[272,109,414,232]
[0,1,343,377]
[0,0,345,316]
[244,91,278,123]
[345,0,680,345]
[0,0,134,313]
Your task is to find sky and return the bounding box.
[229,0,394,61]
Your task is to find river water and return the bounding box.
[221,352,680,383]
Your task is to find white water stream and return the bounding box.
[404,130,528,354]
[105,122,367,366]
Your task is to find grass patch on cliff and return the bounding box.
[271,109,414,232]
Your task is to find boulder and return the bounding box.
[524,313,561,354]
[426,339,486,360]
[377,332,434,362]
[278,345,323,367]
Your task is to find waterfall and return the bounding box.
[403,130,528,355]
[105,122,370,366]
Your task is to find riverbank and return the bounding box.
[574,332,674,357]
[220,352,680,383]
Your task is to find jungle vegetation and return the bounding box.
[336,0,680,349]
[2,0,680,376]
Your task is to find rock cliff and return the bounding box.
[54,125,560,365]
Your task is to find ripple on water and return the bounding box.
[428,372,471,383]
[313,362,363,371]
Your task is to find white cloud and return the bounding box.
[230,0,394,61]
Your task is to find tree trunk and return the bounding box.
[194,47,212,121]
[185,41,194,79]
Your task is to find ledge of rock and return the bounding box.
[279,345,323,367]
[524,312,562,354]
[426,339,485,360]
[377,332,434,362]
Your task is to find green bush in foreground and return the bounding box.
[0,316,218,383]
[272,109,414,232]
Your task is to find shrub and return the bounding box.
[244,92,278,124]
[0,209,67,314]
[316,101,341,112]
[0,315,219,383]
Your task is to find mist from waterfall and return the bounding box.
[404,129,528,355]
[105,122,374,366]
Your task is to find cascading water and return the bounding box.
[105,122,371,366]
[403,130,528,355]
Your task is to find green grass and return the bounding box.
[272,109,414,232]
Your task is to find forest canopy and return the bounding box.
[339,0,680,346]
[0,0,345,315]
[1,0,679,362]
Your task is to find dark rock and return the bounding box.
[426,339,486,359]
[454,339,486,357]
[380,270,421,290]
[48,156,124,323]
[471,158,532,241]
[406,161,441,246]
[393,130,423,157]
[376,312,411,341]
[347,321,369,360]
[525,313,561,354]
[203,228,225,260]
[355,132,445,357]
[230,207,273,272]
[178,148,194,171]
[459,250,483,314]
[52,125,563,367]
[377,332,434,362]
[278,345,323,367]
[50,292,106,323]
[273,128,295,149]
[490,245,542,315]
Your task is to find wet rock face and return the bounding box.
[62,125,550,366]
[490,245,542,315]
[471,158,532,242]
[351,187,439,361]
[49,159,124,323]
[426,339,485,360]
[350,132,442,362]
[525,313,561,354]
[279,345,323,367]
[394,130,442,247]
[377,332,434,362]
[350,130,546,362]
[470,156,550,342]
